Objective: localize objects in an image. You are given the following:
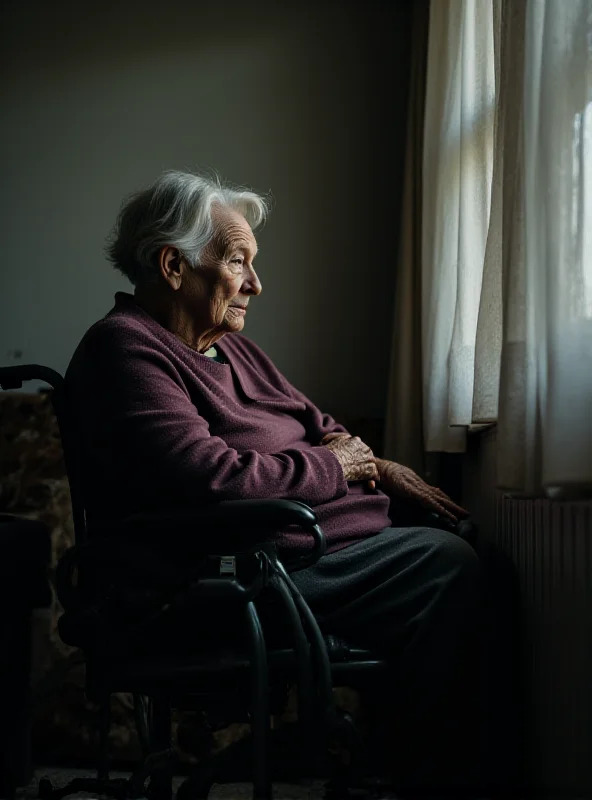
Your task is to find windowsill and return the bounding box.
[449,422,497,435]
[467,422,497,436]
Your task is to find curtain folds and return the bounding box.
[414,0,592,496]
[383,0,430,476]
[511,0,592,496]
[421,0,496,453]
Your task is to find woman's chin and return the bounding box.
[223,315,245,332]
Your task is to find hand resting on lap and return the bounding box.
[321,433,468,523]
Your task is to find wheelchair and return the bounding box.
[1,365,393,800]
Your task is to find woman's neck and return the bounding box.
[134,286,224,353]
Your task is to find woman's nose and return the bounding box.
[243,265,262,295]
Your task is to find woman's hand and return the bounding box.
[375,458,469,524]
[321,433,379,484]
[321,434,468,520]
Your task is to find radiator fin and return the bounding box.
[495,495,592,796]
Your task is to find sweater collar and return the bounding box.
[112,292,231,368]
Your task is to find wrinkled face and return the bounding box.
[183,204,261,337]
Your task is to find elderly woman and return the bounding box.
[66,172,501,798]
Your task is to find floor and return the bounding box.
[15,768,516,799]
[18,768,336,800]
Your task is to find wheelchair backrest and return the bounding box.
[0,364,87,544]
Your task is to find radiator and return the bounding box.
[498,495,592,797]
[463,429,592,797]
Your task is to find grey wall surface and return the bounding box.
[0,0,411,418]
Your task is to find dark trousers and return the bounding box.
[290,527,521,798]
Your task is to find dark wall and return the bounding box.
[0,0,412,417]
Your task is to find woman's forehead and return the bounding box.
[211,206,257,254]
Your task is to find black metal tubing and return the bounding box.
[244,601,271,800]
[272,561,335,724]
[330,660,389,675]
[188,574,263,601]
[267,572,313,724]
[0,364,63,391]
[120,499,318,533]
[88,507,326,572]
[270,567,371,784]
[283,523,326,571]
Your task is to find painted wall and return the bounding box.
[0,0,411,418]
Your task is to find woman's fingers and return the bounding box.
[379,461,466,524]
[321,432,350,445]
[405,475,469,520]
[405,482,458,523]
[423,496,458,523]
[321,450,467,514]
[358,461,379,480]
[432,488,469,517]
[351,461,379,482]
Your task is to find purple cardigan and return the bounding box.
[66,293,391,554]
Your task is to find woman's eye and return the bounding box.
[230,258,244,266]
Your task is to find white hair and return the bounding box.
[106,170,269,286]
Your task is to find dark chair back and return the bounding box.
[0,365,87,543]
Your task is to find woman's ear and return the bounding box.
[159,246,184,290]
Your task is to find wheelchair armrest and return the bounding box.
[0,364,64,391]
[124,499,317,531]
[89,499,326,569]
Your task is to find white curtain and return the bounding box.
[422,0,496,453]
[422,0,592,496]
[509,0,592,496]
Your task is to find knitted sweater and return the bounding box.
[65,293,391,554]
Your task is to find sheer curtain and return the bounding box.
[422,0,592,496]
[507,0,592,496]
[422,0,495,453]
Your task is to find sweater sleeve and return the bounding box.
[76,327,348,506]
